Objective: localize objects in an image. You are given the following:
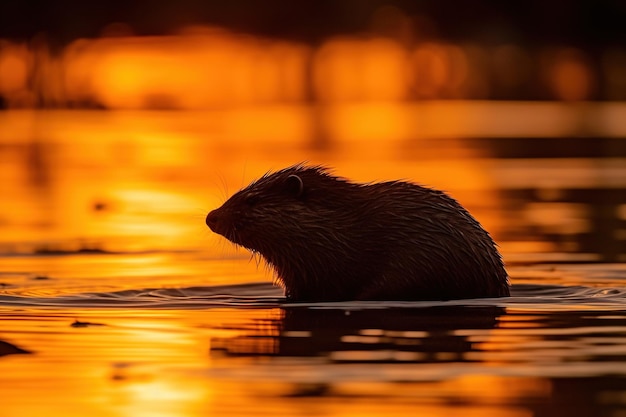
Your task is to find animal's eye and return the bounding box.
[285,174,304,198]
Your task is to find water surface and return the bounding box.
[1,107,625,416]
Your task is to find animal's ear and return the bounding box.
[285,174,304,197]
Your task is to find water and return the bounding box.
[1,106,626,416]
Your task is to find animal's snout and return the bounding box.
[205,209,220,232]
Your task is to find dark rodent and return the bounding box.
[206,164,509,302]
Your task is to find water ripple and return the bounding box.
[1,283,626,310]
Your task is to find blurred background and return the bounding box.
[1,0,625,261]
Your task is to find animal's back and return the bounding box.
[349,182,509,300]
[288,180,509,301]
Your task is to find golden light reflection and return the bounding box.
[113,378,212,417]
[0,309,212,417]
[231,376,548,417]
[2,101,625,259]
[0,254,267,298]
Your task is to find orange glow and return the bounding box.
[409,42,468,98]
[0,308,279,417]
[1,26,624,107]
[64,31,312,109]
[2,102,626,256]
[0,44,28,92]
[313,37,408,101]
[0,306,557,417]
[1,21,625,417]
[548,48,594,101]
[0,42,31,105]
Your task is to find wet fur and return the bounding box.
[206,164,510,301]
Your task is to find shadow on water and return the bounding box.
[212,306,504,362]
[530,377,626,417]
[209,300,626,364]
[207,303,626,417]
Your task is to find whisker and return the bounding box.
[241,159,248,189]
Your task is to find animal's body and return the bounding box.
[206,164,509,302]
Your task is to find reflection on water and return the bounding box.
[1,105,624,260]
[0,106,625,416]
[2,269,626,416]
